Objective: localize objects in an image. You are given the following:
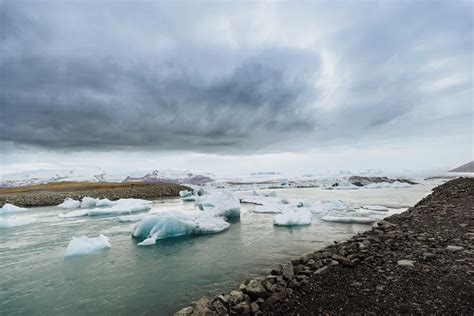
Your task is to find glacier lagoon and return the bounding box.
[0,185,435,315]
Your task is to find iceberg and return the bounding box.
[58,198,81,209]
[59,198,151,218]
[321,215,376,224]
[64,234,111,257]
[364,181,412,189]
[179,190,193,197]
[196,191,240,219]
[133,212,230,246]
[303,199,351,213]
[0,203,28,214]
[80,197,100,208]
[95,198,114,207]
[274,209,312,226]
[0,216,36,228]
[133,212,197,245]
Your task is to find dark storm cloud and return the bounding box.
[0,1,472,153]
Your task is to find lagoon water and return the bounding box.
[0,185,434,315]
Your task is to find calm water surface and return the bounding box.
[0,185,434,315]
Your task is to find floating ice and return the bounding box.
[80,197,100,208]
[364,181,412,189]
[64,234,111,257]
[96,198,114,207]
[59,198,151,218]
[362,205,390,211]
[181,196,197,202]
[133,211,230,245]
[179,190,193,197]
[321,215,375,224]
[58,198,81,209]
[196,191,240,219]
[118,214,146,223]
[274,209,312,226]
[0,203,28,214]
[303,199,351,213]
[0,216,36,228]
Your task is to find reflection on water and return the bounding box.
[0,185,433,315]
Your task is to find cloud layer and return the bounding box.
[0,1,472,153]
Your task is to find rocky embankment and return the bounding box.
[0,183,189,207]
[176,177,473,315]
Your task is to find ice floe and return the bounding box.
[118,214,146,223]
[58,198,81,209]
[59,198,152,218]
[321,215,376,224]
[196,191,240,219]
[274,209,312,226]
[0,216,36,228]
[0,203,28,214]
[64,234,111,257]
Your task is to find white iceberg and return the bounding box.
[364,181,412,189]
[95,198,114,207]
[0,216,36,228]
[59,198,151,218]
[179,190,193,197]
[303,199,351,213]
[64,234,111,257]
[133,212,197,245]
[80,197,100,208]
[274,209,312,226]
[58,198,81,209]
[0,203,28,214]
[133,212,230,246]
[196,191,240,219]
[321,215,376,224]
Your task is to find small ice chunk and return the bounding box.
[138,235,158,246]
[281,198,290,205]
[0,203,28,214]
[179,190,193,197]
[194,215,230,234]
[397,259,414,266]
[0,216,36,228]
[80,197,100,208]
[65,234,111,257]
[274,209,312,226]
[321,215,375,224]
[58,198,81,209]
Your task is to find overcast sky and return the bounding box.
[0,0,472,176]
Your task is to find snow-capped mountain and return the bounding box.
[0,168,214,188]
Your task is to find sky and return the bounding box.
[0,0,472,177]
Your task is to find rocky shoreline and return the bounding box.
[175,177,473,315]
[0,182,189,207]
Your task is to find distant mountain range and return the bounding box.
[449,161,474,173]
[0,168,214,188]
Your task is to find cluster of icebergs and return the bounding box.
[1,184,406,258]
[240,190,392,226]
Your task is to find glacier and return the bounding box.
[0,203,28,214]
[65,234,111,257]
[273,209,312,226]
